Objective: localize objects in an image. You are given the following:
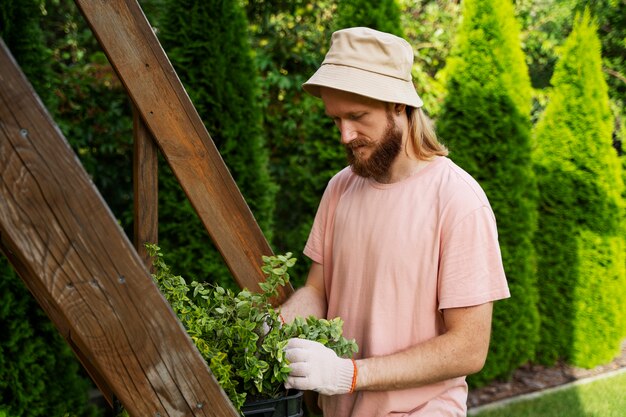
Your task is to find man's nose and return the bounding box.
[339,122,358,144]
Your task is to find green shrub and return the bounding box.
[399,0,462,117]
[437,0,539,385]
[0,0,55,107]
[147,246,357,413]
[571,231,625,367]
[533,10,626,367]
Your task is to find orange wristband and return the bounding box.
[349,358,358,393]
[279,313,286,325]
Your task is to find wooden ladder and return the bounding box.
[0,0,293,415]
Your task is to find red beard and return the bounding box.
[345,113,403,179]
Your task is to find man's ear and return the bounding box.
[394,103,407,115]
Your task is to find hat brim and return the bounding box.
[303,64,423,108]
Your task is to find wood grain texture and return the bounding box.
[0,39,238,417]
[133,107,159,270]
[73,0,293,302]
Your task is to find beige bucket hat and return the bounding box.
[303,27,423,108]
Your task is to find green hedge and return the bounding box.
[571,231,625,367]
[532,11,626,367]
[1,3,625,413]
[437,0,539,385]
[0,0,54,107]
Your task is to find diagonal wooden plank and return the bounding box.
[73,0,293,302]
[133,106,159,269]
[0,38,238,417]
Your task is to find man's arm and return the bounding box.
[356,302,494,390]
[280,261,327,322]
[285,302,494,394]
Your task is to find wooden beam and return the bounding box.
[133,106,159,269]
[0,39,238,417]
[73,0,293,302]
[0,235,117,407]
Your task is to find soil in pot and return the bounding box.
[241,390,303,417]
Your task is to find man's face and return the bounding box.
[320,87,404,180]
[345,112,402,179]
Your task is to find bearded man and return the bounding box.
[279,27,510,417]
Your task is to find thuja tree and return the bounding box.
[515,0,625,152]
[157,0,277,287]
[577,0,624,156]
[532,11,625,368]
[0,0,55,107]
[436,0,539,385]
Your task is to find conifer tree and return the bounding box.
[0,0,54,107]
[436,0,539,384]
[158,0,276,285]
[533,11,625,368]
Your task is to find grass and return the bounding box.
[470,369,626,417]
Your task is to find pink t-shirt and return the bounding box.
[304,156,510,416]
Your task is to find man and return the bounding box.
[280,27,510,416]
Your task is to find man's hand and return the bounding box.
[284,338,355,396]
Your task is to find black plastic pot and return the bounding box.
[241,390,303,417]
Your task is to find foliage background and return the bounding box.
[0,259,100,417]
[532,10,625,368]
[0,0,624,414]
[153,0,277,288]
[436,0,540,384]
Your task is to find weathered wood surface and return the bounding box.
[0,39,239,417]
[74,0,293,302]
[133,107,159,269]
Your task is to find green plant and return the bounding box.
[532,10,625,368]
[437,0,539,385]
[146,244,357,413]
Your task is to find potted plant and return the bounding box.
[146,244,358,416]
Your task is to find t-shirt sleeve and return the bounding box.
[303,210,325,265]
[437,205,510,310]
[303,182,334,265]
[303,168,352,265]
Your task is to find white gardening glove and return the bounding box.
[284,338,356,396]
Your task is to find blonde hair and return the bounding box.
[406,107,448,160]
